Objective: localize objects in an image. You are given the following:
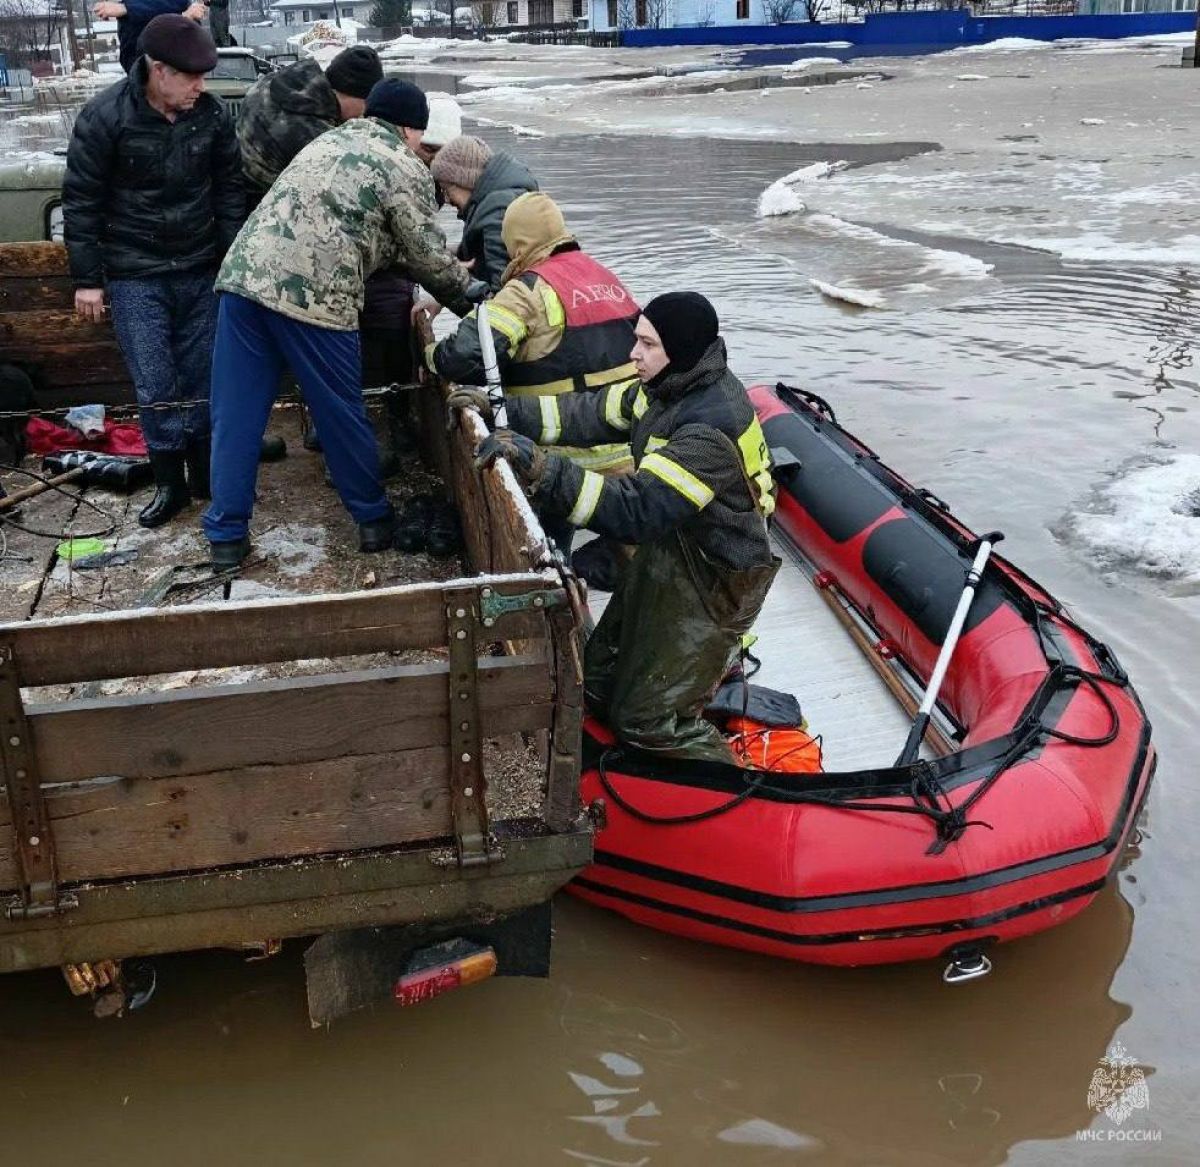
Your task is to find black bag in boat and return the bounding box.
[706,680,804,729]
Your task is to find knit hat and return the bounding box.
[422,93,463,150]
[325,45,383,100]
[139,14,217,73]
[429,135,493,191]
[641,292,720,375]
[364,79,429,130]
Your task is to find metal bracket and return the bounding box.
[444,587,495,868]
[478,585,566,630]
[0,636,76,920]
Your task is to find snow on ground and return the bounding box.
[1065,456,1200,583]
[254,524,327,578]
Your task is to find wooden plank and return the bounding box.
[0,241,67,278]
[0,275,76,312]
[0,307,115,346]
[0,746,455,888]
[1,573,556,686]
[0,829,594,974]
[26,655,553,782]
[30,382,135,412]
[4,340,130,387]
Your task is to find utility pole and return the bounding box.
[332,0,342,27]
[60,0,83,70]
[80,0,98,73]
[1193,0,1198,69]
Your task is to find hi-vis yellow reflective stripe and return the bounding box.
[645,435,668,453]
[737,417,776,517]
[539,286,566,330]
[554,442,634,473]
[604,383,630,432]
[641,452,714,510]
[632,388,649,420]
[476,302,527,356]
[538,395,562,445]
[568,470,605,526]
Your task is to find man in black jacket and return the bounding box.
[92,0,207,75]
[63,15,243,528]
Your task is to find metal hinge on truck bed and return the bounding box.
[0,638,77,920]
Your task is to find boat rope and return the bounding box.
[595,653,1127,844]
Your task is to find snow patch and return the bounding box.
[810,279,886,309]
[781,57,844,72]
[953,37,1052,54]
[254,524,327,577]
[1080,117,1107,126]
[1067,456,1200,583]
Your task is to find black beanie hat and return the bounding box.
[641,292,720,374]
[325,45,383,100]
[138,14,218,73]
[364,79,429,131]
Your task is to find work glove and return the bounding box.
[474,430,545,491]
[445,386,494,430]
[464,278,491,304]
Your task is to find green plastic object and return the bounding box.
[57,537,111,562]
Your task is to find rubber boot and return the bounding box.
[359,507,396,553]
[209,535,251,572]
[138,450,191,529]
[184,438,211,500]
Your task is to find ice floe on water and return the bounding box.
[810,279,887,309]
[756,161,847,218]
[804,214,994,281]
[1063,455,1200,584]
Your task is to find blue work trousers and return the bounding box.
[202,292,391,544]
[108,272,217,452]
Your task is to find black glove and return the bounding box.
[474,430,545,488]
[464,278,491,304]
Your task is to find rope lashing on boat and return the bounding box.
[594,656,1127,844]
[775,382,837,424]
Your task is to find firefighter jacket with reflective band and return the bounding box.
[508,339,776,573]
[429,247,640,470]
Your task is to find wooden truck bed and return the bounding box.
[0,243,592,1000]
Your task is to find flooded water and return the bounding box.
[3,84,1199,1164]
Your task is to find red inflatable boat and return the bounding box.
[570,383,1154,976]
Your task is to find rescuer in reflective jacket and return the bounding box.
[426,192,639,475]
[476,292,780,764]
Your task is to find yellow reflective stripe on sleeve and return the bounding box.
[737,417,776,517]
[423,341,438,372]
[552,443,634,473]
[539,286,566,330]
[583,364,638,388]
[538,395,562,445]
[632,388,649,420]
[640,452,715,510]
[485,303,528,356]
[645,435,667,452]
[506,378,575,397]
[568,470,605,527]
[604,383,630,432]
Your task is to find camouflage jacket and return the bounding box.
[237,57,340,196]
[216,117,471,330]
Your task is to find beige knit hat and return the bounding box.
[429,135,493,191]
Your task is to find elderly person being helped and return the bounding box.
[204,79,480,567]
[477,292,779,764]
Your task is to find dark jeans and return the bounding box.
[202,293,391,544]
[108,272,217,452]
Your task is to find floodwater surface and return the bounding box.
[1,91,1197,1166]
